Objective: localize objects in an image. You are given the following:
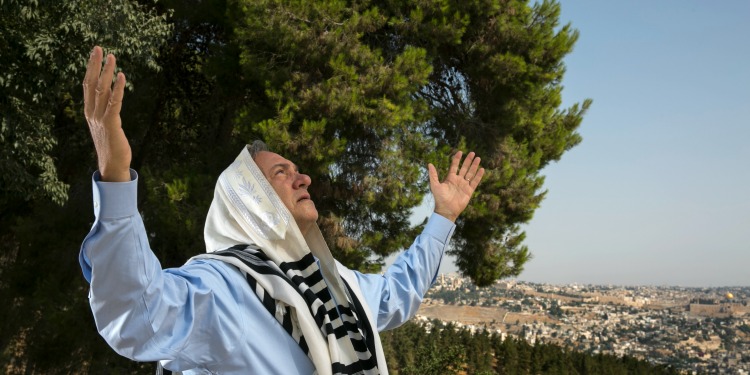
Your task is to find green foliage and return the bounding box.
[394,0,592,286]
[0,189,153,373]
[0,0,171,218]
[2,0,590,370]
[141,167,217,265]
[381,322,680,375]
[231,0,438,270]
[380,320,465,374]
[0,0,171,372]
[228,0,590,284]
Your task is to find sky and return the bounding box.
[411,1,750,287]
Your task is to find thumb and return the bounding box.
[428,163,439,190]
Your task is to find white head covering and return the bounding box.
[196,145,387,375]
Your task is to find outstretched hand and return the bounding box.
[83,46,131,182]
[428,151,485,223]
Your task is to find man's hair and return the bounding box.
[247,140,269,160]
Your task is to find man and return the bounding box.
[80,46,485,374]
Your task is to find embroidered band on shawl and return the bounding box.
[218,158,290,240]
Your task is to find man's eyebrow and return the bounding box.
[268,162,299,172]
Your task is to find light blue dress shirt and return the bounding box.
[79,171,455,374]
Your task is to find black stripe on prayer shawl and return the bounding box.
[243,248,322,291]
[211,248,337,327]
[281,253,318,273]
[247,275,277,316]
[332,360,379,374]
[288,265,325,285]
[342,278,379,360]
[217,250,317,338]
[288,273,332,304]
[219,251,296,288]
[243,262,309,357]
[228,248,338,326]
[281,304,294,332]
[325,320,370,347]
[212,245,380,374]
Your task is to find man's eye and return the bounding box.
[275,170,285,175]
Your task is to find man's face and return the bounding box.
[254,151,318,235]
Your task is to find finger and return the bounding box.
[465,156,481,180]
[104,72,126,125]
[428,163,440,188]
[458,151,475,178]
[82,46,103,121]
[469,168,486,188]
[94,53,116,119]
[448,151,462,176]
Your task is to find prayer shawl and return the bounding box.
[191,146,387,375]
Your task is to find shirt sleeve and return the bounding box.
[79,170,246,370]
[352,213,455,331]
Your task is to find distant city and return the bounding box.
[417,274,750,374]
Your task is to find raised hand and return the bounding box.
[428,151,485,223]
[83,46,131,182]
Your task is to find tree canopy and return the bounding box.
[226,0,591,282]
[0,0,589,371]
[379,320,679,375]
[0,0,171,217]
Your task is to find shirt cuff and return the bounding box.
[423,213,456,245]
[92,169,139,219]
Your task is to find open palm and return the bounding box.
[428,151,485,222]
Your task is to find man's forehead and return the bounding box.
[254,151,296,171]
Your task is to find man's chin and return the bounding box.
[293,208,318,232]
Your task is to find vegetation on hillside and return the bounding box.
[381,320,681,375]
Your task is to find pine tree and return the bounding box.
[229,0,590,283]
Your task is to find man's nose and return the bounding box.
[292,172,311,189]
